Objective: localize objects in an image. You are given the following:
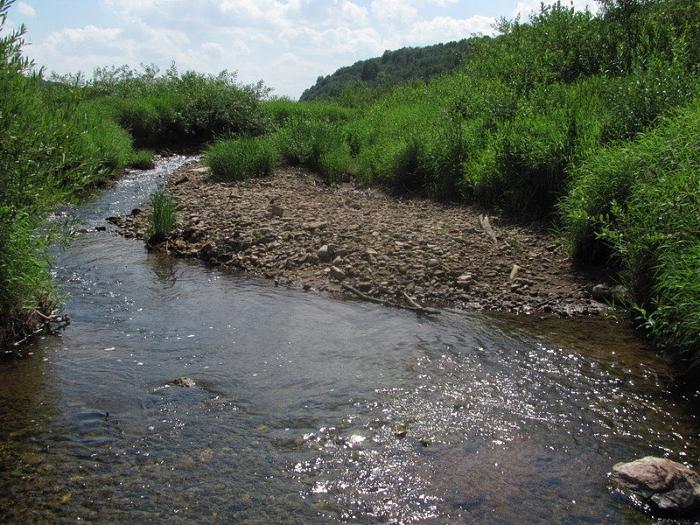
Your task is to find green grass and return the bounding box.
[128,149,155,169]
[148,190,177,241]
[205,136,277,182]
[76,67,270,148]
[561,103,700,360]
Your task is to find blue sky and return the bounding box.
[8,0,593,98]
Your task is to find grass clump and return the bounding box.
[205,136,277,182]
[128,149,155,170]
[148,190,177,242]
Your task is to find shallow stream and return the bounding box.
[1,157,698,524]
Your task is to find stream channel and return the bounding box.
[1,156,698,524]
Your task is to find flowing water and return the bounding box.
[1,157,699,524]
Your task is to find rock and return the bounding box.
[456,273,472,289]
[191,167,209,174]
[183,226,205,242]
[611,456,700,515]
[269,205,284,217]
[509,264,521,281]
[592,283,612,301]
[174,175,189,185]
[95,225,107,232]
[130,208,143,216]
[318,244,335,262]
[329,266,346,281]
[172,377,196,388]
[302,221,327,232]
[356,281,372,292]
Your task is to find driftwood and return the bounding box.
[479,214,498,245]
[341,283,440,315]
[12,312,70,347]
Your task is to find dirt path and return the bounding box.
[114,164,609,317]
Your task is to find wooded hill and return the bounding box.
[299,39,477,101]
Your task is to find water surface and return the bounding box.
[1,158,698,524]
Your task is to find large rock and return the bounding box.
[611,456,700,515]
[318,244,335,262]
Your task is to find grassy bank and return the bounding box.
[203,1,700,364]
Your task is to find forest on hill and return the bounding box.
[299,39,476,101]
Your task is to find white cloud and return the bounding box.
[370,0,418,24]
[16,2,36,17]
[405,15,496,45]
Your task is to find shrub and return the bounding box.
[148,190,176,241]
[81,67,270,148]
[205,136,277,182]
[0,1,135,347]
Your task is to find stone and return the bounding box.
[592,283,612,301]
[329,266,346,281]
[191,167,210,174]
[509,264,521,281]
[456,273,472,289]
[269,205,284,218]
[318,244,335,262]
[172,377,196,388]
[302,221,327,231]
[356,281,372,292]
[611,456,700,516]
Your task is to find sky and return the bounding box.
[7,0,593,98]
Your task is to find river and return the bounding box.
[0,157,698,524]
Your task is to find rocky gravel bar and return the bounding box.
[111,163,612,317]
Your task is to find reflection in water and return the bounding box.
[0,157,698,524]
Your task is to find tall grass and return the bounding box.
[205,137,277,181]
[148,190,177,242]
[70,66,270,148]
[561,103,700,360]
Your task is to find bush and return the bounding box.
[274,117,350,182]
[205,136,277,182]
[82,67,270,148]
[148,190,176,241]
[128,149,155,170]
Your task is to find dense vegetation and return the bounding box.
[300,39,475,102]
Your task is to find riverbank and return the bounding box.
[111,163,612,317]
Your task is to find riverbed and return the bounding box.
[0,157,698,524]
